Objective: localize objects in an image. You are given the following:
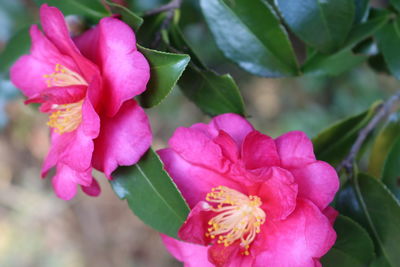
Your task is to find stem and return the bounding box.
[144,0,183,16]
[336,90,400,175]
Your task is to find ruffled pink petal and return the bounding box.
[161,235,214,267]
[241,131,280,169]
[213,130,239,162]
[10,25,77,98]
[39,4,98,79]
[253,199,336,267]
[92,100,152,178]
[169,127,229,173]
[158,149,241,208]
[208,113,254,145]
[275,131,316,168]
[322,206,339,225]
[25,85,86,105]
[81,178,101,197]
[290,161,339,210]
[178,201,213,246]
[257,167,298,221]
[75,17,150,117]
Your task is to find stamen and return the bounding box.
[43,64,87,87]
[47,101,83,134]
[204,186,266,256]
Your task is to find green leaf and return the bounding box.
[376,18,400,80]
[312,102,380,166]
[34,0,110,20]
[111,149,190,238]
[179,67,246,116]
[0,26,31,73]
[345,15,388,48]
[322,215,375,267]
[200,0,299,77]
[354,0,370,23]
[368,114,400,178]
[138,46,190,108]
[390,0,400,13]
[302,49,367,76]
[276,0,355,53]
[337,173,400,267]
[105,0,143,31]
[382,136,400,200]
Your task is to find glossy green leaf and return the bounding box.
[34,0,110,20]
[337,173,400,267]
[105,0,143,31]
[302,49,367,76]
[354,0,370,23]
[179,67,246,116]
[111,149,190,238]
[312,102,380,166]
[138,46,190,108]
[345,15,388,48]
[382,136,400,200]
[322,215,375,267]
[0,26,31,73]
[200,0,299,77]
[276,0,355,53]
[368,114,400,178]
[376,18,400,80]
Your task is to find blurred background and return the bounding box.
[0,0,397,266]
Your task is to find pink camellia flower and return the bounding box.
[158,114,339,267]
[10,5,152,200]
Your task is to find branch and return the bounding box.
[336,90,400,175]
[144,0,183,16]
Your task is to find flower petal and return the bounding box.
[52,163,91,200]
[161,235,214,267]
[275,131,316,168]
[39,4,98,79]
[81,178,101,197]
[92,100,152,178]
[241,131,280,169]
[208,113,254,145]
[290,161,339,210]
[257,167,298,221]
[254,199,336,267]
[25,85,86,105]
[168,127,229,173]
[158,148,241,208]
[75,17,150,117]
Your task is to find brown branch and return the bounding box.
[144,0,183,16]
[336,90,400,175]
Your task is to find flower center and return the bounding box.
[43,64,87,134]
[43,64,88,87]
[204,186,266,256]
[47,101,83,134]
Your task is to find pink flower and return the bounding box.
[10,5,152,200]
[158,114,339,267]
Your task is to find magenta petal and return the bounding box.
[275,131,316,168]
[161,235,213,267]
[208,113,254,145]
[25,85,86,105]
[322,206,339,225]
[291,161,339,210]
[241,131,280,169]
[213,130,239,162]
[254,199,336,267]
[81,178,101,197]
[258,167,298,221]
[52,164,80,200]
[92,100,152,178]
[169,127,228,172]
[39,4,98,79]
[158,149,241,208]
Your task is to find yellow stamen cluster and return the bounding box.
[47,101,84,134]
[43,64,88,87]
[43,64,88,134]
[204,186,266,256]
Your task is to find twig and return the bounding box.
[144,0,183,16]
[336,90,400,175]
